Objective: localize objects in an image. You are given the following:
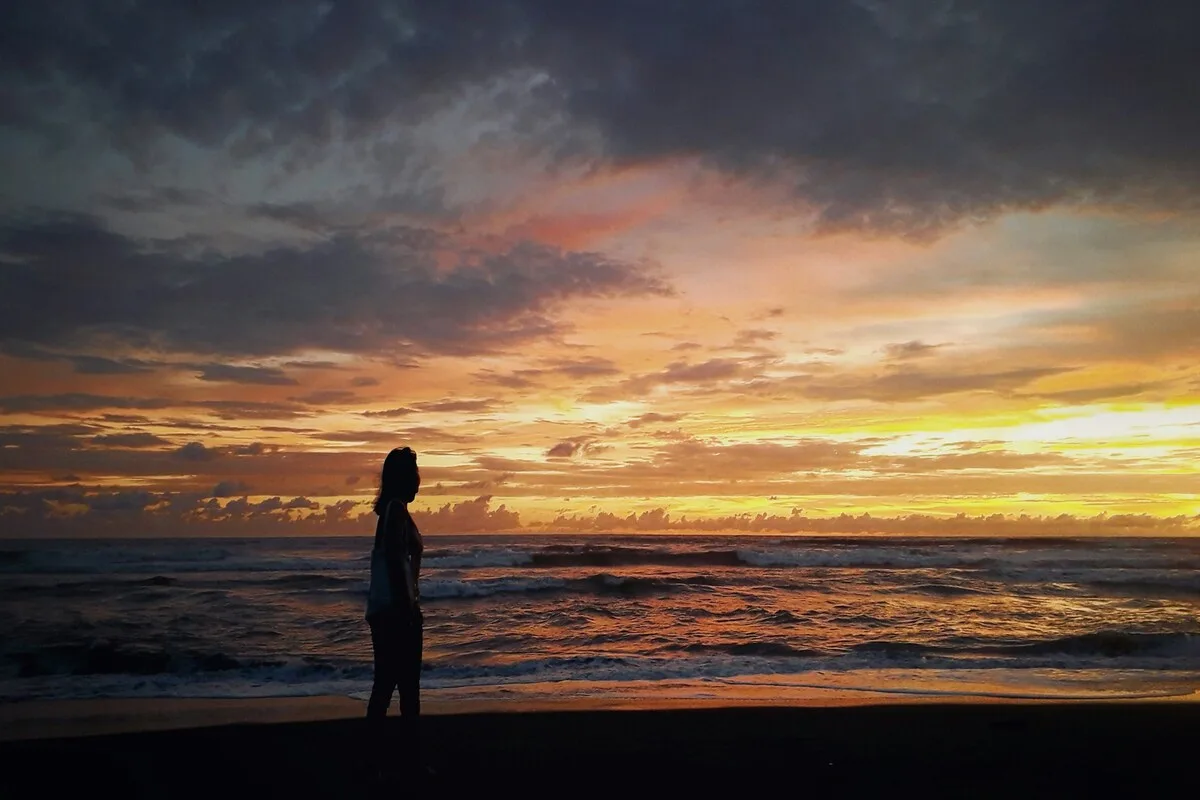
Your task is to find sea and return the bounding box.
[3,534,1200,706]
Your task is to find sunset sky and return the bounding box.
[1,1,1197,537]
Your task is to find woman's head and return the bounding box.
[374,447,420,514]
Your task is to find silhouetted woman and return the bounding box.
[365,446,425,778]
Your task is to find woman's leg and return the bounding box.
[398,618,424,758]
[365,618,402,773]
[367,618,401,719]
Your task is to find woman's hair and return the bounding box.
[373,447,420,515]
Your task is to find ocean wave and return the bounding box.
[424,549,534,569]
[531,546,745,568]
[8,538,1192,578]
[847,631,1200,663]
[263,574,365,590]
[422,573,718,601]
[980,631,1200,659]
[1084,575,1200,598]
[3,554,356,575]
[667,641,824,659]
[4,641,296,679]
[903,582,991,597]
[736,547,988,569]
[986,566,1200,597]
[0,574,183,601]
[5,633,1200,703]
[422,576,570,599]
[428,544,995,571]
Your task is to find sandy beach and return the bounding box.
[3,696,1198,797]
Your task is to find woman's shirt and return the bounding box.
[375,500,423,618]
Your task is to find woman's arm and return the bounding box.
[381,501,408,608]
[406,507,422,602]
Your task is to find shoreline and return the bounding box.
[3,684,1197,742]
[2,700,1198,796]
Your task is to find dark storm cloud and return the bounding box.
[102,188,213,213]
[67,356,155,375]
[0,0,531,150]
[530,0,1200,233]
[0,343,158,374]
[4,1,1196,234]
[0,213,668,358]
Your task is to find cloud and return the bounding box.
[586,357,766,400]
[1034,298,1200,363]
[414,399,498,413]
[533,0,1200,234]
[195,364,298,385]
[547,441,581,458]
[0,394,173,414]
[0,393,314,419]
[0,214,669,359]
[472,369,544,390]
[290,390,360,406]
[0,486,530,536]
[68,355,157,375]
[627,412,685,429]
[413,496,521,533]
[4,2,1195,238]
[2,482,1195,537]
[91,432,170,448]
[211,480,251,498]
[361,408,418,418]
[1017,382,1172,405]
[884,340,944,361]
[284,496,320,510]
[473,358,621,390]
[541,508,1200,536]
[176,442,219,461]
[0,424,98,452]
[646,438,866,476]
[732,329,778,348]
[543,357,621,377]
[788,366,1073,403]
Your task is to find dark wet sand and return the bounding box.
[2,702,1196,798]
